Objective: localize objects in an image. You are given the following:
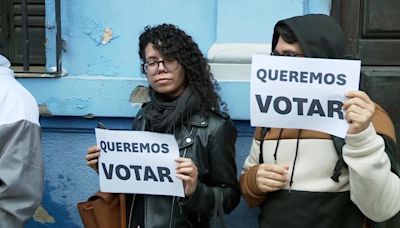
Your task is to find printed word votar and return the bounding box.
[101,163,173,182]
[255,95,344,119]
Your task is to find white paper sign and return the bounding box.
[250,54,361,138]
[95,128,184,197]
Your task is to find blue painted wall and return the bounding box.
[19,0,331,227]
[45,0,216,77]
[216,0,330,43]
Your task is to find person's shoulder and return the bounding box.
[199,111,232,128]
[192,111,236,138]
[0,75,39,125]
[191,110,231,126]
[135,101,153,118]
[132,101,152,130]
[204,111,236,131]
[207,110,231,120]
[215,111,230,120]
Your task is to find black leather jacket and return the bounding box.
[127,110,240,228]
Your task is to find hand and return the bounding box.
[175,157,198,197]
[343,91,375,135]
[86,145,100,172]
[256,163,288,193]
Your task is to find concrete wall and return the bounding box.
[20,0,331,227]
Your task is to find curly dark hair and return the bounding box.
[138,24,225,113]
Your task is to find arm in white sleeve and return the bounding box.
[343,123,400,222]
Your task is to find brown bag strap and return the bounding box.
[91,192,118,204]
[119,194,126,228]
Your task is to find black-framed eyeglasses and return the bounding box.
[142,58,179,75]
[270,50,304,57]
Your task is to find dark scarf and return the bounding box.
[142,86,201,133]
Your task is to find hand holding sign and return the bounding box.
[256,163,289,193]
[86,145,100,172]
[175,157,198,197]
[343,90,376,135]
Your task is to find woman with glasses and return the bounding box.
[86,24,240,227]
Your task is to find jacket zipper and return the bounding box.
[169,127,193,228]
[127,194,136,228]
[169,147,189,227]
[144,195,147,228]
[169,196,177,228]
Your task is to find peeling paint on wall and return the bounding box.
[101,27,113,45]
[129,85,150,107]
[32,204,56,224]
[83,113,95,118]
[39,104,53,117]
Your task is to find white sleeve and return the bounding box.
[343,123,400,222]
[241,138,261,173]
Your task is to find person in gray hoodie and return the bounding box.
[0,54,44,228]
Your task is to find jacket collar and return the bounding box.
[175,113,208,149]
[189,113,208,128]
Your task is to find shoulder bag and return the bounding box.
[77,192,126,228]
